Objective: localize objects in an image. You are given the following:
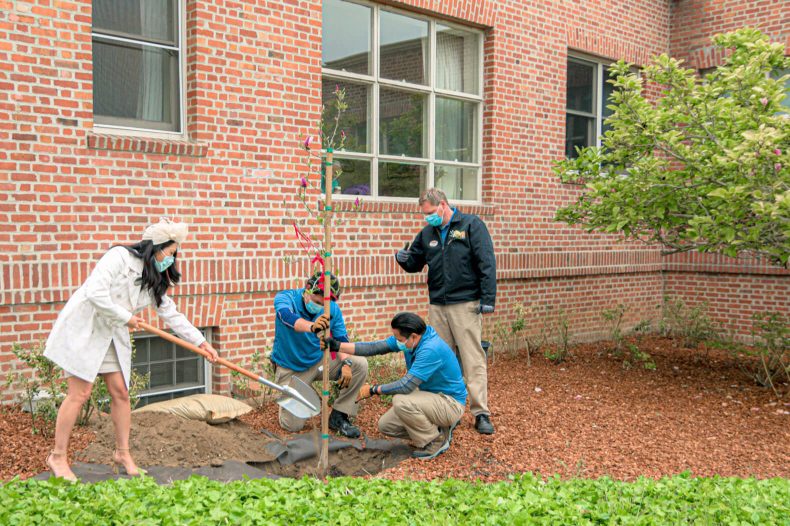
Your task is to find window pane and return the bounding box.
[93,0,177,44]
[322,0,371,75]
[379,88,426,157]
[322,79,369,153]
[334,158,371,196]
[132,338,149,364]
[379,162,426,198]
[175,358,201,385]
[149,361,174,388]
[601,67,616,136]
[148,338,172,362]
[93,37,180,131]
[435,165,477,201]
[567,60,594,113]
[565,114,594,158]
[436,97,477,163]
[436,24,479,94]
[770,67,789,113]
[379,11,428,85]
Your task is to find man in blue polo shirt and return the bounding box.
[271,271,367,438]
[324,312,466,460]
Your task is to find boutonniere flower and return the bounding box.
[450,229,466,240]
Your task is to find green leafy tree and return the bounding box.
[555,29,789,266]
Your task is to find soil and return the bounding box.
[78,412,277,468]
[249,447,412,478]
[2,336,789,483]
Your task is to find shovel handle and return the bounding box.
[137,322,261,384]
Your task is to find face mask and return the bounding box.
[155,255,174,273]
[396,337,412,352]
[425,213,443,227]
[305,298,324,315]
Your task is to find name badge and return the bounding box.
[429,240,439,248]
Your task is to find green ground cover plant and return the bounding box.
[2,473,787,525]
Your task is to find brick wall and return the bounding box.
[670,0,790,69]
[1,0,786,400]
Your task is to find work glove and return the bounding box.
[395,242,411,263]
[477,304,495,314]
[322,336,342,353]
[337,360,353,389]
[310,313,331,334]
[356,383,373,401]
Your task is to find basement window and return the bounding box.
[132,328,211,407]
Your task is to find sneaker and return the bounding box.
[411,435,449,460]
[328,409,361,439]
[445,419,461,444]
[475,414,495,435]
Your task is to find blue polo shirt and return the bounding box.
[271,288,348,372]
[385,326,467,405]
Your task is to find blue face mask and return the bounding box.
[425,213,443,227]
[396,338,412,352]
[305,298,324,315]
[155,255,174,273]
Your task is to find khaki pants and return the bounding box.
[378,390,465,448]
[274,354,368,432]
[429,301,489,417]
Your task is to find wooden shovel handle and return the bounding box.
[137,322,259,383]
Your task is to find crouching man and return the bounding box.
[271,271,368,438]
[324,312,466,460]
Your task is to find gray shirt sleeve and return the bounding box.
[354,340,394,357]
[377,373,422,396]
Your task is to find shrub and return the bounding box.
[4,341,66,437]
[661,297,718,347]
[728,312,789,396]
[544,308,572,364]
[231,342,275,409]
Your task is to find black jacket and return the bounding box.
[397,209,496,307]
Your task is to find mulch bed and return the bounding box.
[2,336,788,483]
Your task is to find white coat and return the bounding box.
[44,246,206,388]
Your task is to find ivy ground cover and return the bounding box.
[2,473,788,525]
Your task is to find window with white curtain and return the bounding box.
[91,0,183,133]
[322,0,483,201]
[565,55,615,158]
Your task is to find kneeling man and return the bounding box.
[324,312,466,459]
[271,271,368,438]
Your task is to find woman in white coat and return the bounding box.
[43,219,218,481]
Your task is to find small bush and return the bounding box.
[661,297,719,347]
[4,341,66,437]
[728,312,789,396]
[231,342,275,409]
[544,308,572,364]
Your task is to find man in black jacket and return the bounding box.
[395,188,497,434]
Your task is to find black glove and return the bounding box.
[478,304,495,314]
[323,336,342,353]
[396,242,411,263]
[310,313,330,333]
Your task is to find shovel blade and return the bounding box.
[276,377,320,419]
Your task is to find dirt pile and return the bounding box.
[79,412,277,468]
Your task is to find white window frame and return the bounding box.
[91,0,187,140]
[322,0,485,204]
[565,53,614,156]
[132,327,212,405]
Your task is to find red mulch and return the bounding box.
[3,336,789,482]
[0,409,94,481]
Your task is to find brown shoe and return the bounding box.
[411,435,449,460]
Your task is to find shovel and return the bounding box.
[138,322,320,418]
